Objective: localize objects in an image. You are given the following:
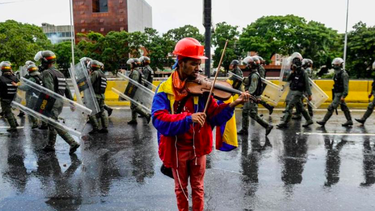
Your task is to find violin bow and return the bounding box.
[203,40,229,114]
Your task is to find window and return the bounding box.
[93,0,108,13]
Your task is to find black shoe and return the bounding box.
[237,129,248,135]
[69,143,80,155]
[266,125,273,136]
[309,112,314,117]
[42,145,55,152]
[355,118,365,124]
[7,127,18,132]
[302,120,314,127]
[127,120,138,125]
[316,120,326,127]
[269,106,274,115]
[145,115,151,124]
[99,128,108,133]
[342,120,353,127]
[282,110,286,113]
[39,125,48,130]
[31,124,39,129]
[277,122,288,129]
[107,108,113,117]
[89,129,99,134]
[18,112,25,117]
[292,115,302,120]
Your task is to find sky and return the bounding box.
[0,0,375,34]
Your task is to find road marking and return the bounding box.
[297,132,375,136]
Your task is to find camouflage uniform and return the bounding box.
[356,77,375,124]
[42,66,79,151]
[89,68,109,132]
[24,70,43,128]
[142,64,154,90]
[238,67,273,136]
[317,63,352,127]
[277,67,313,128]
[0,71,19,131]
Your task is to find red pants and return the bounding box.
[172,150,206,211]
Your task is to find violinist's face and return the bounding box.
[179,59,201,80]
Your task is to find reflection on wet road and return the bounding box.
[0,109,374,211]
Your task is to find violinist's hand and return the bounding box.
[191,112,206,127]
[230,91,250,108]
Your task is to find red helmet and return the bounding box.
[173,37,208,60]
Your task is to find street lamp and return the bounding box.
[343,0,349,70]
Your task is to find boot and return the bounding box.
[261,101,274,115]
[266,125,273,136]
[99,128,108,133]
[127,120,138,125]
[104,105,113,117]
[342,107,353,127]
[42,145,55,153]
[292,115,302,120]
[316,109,333,127]
[7,127,18,132]
[302,119,314,127]
[355,107,373,124]
[18,111,25,117]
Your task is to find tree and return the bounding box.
[212,22,241,70]
[163,25,204,43]
[53,41,83,73]
[0,20,52,70]
[346,22,375,78]
[239,15,341,68]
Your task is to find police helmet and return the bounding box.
[372,61,375,70]
[89,60,101,71]
[34,50,56,64]
[230,60,240,66]
[332,58,344,69]
[140,56,151,66]
[27,64,39,72]
[0,61,12,72]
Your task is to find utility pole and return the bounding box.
[203,0,212,77]
[69,0,75,65]
[343,0,350,69]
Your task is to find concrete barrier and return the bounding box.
[104,79,374,108]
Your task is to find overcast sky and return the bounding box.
[0,0,374,34]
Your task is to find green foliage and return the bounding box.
[239,15,342,68]
[212,22,241,70]
[163,25,204,43]
[346,22,375,79]
[0,20,52,70]
[53,41,83,71]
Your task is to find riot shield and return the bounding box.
[142,78,157,91]
[69,62,100,115]
[115,73,154,112]
[227,72,283,105]
[260,78,283,106]
[13,77,92,136]
[19,65,28,78]
[308,78,329,109]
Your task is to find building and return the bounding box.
[41,23,73,44]
[73,0,152,39]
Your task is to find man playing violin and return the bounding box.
[151,37,250,211]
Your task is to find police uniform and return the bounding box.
[229,66,243,91]
[42,66,80,152]
[0,67,19,132]
[317,64,352,126]
[89,67,109,133]
[257,64,274,115]
[238,68,273,135]
[127,66,151,124]
[24,69,43,128]
[277,67,313,128]
[142,64,154,90]
[356,76,375,124]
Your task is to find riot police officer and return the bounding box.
[139,56,154,90]
[98,61,113,117]
[88,60,109,134]
[355,61,375,124]
[238,56,273,136]
[35,50,80,154]
[126,58,151,125]
[228,59,243,91]
[317,58,352,127]
[293,58,314,119]
[24,64,43,129]
[277,53,313,128]
[0,61,19,132]
[253,55,274,115]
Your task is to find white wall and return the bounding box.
[127,0,152,32]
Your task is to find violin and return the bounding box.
[185,74,257,102]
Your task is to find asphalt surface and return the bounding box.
[0,108,375,211]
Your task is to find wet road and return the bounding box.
[0,108,375,211]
